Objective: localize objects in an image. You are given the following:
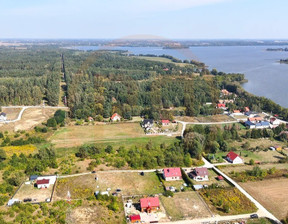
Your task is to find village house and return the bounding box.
[130,214,141,223]
[226,151,243,164]
[36,179,50,189]
[142,119,154,130]
[190,167,209,181]
[163,167,182,181]
[248,116,263,123]
[270,117,281,127]
[217,103,226,110]
[161,120,170,126]
[88,116,94,122]
[140,197,160,213]
[0,112,7,121]
[232,110,243,115]
[111,113,121,122]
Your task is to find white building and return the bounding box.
[111,113,121,122]
[226,151,243,164]
[0,112,7,121]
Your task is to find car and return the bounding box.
[140,172,144,176]
[250,214,259,219]
[116,188,121,192]
[91,171,96,173]
[23,198,32,202]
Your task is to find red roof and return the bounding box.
[111,113,121,119]
[130,214,141,221]
[194,167,208,177]
[226,151,239,161]
[36,179,50,185]
[163,168,182,178]
[217,103,226,108]
[217,176,224,180]
[162,120,169,124]
[140,197,160,208]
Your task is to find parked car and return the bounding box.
[250,214,259,219]
[91,171,96,173]
[23,198,32,202]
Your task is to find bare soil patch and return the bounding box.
[239,178,288,220]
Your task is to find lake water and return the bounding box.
[73,45,288,108]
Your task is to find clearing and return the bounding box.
[13,182,54,203]
[50,123,178,148]
[160,192,211,221]
[240,178,288,220]
[55,172,164,200]
[176,115,235,123]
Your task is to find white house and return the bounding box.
[111,113,121,122]
[270,117,281,127]
[163,168,182,181]
[36,175,56,188]
[0,112,7,121]
[226,151,243,164]
[190,167,209,181]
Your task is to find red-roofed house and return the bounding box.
[140,197,160,213]
[244,107,250,112]
[190,167,209,181]
[130,214,141,223]
[248,116,263,122]
[36,179,50,189]
[217,103,226,109]
[161,120,170,126]
[163,168,182,181]
[270,117,280,126]
[226,151,243,164]
[111,113,121,122]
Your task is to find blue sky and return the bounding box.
[0,0,287,39]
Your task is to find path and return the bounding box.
[1,105,68,123]
[202,157,281,224]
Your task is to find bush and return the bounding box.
[47,118,57,127]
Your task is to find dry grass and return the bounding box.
[96,172,164,195]
[176,115,235,123]
[191,169,231,188]
[219,163,288,174]
[160,192,211,220]
[239,178,288,220]
[13,183,54,203]
[2,108,21,120]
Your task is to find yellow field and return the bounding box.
[0,145,37,156]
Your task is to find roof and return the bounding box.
[233,110,241,113]
[226,151,239,161]
[162,120,169,124]
[217,103,226,108]
[0,112,6,116]
[194,167,208,177]
[245,107,250,112]
[36,179,50,185]
[140,197,160,208]
[261,121,270,126]
[217,176,224,180]
[111,113,121,119]
[143,119,154,125]
[130,215,141,221]
[245,121,255,126]
[163,168,182,178]
[248,117,262,122]
[29,175,38,180]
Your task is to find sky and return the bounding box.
[0,0,288,39]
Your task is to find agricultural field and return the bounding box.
[55,172,164,200]
[160,192,211,221]
[219,163,288,174]
[50,122,178,148]
[199,187,257,215]
[239,178,288,220]
[13,182,54,203]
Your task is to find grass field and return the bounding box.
[50,123,179,149]
[160,192,211,220]
[55,172,164,200]
[219,163,288,174]
[191,169,231,188]
[239,178,288,220]
[177,115,235,123]
[134,56,194,67]
[14,183,54,203]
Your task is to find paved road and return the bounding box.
[202,158,281,224]
[1,105,68,123]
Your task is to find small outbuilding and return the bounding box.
[111,113,121,122]
[130,214,141,223]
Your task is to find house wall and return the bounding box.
[112,116,121,121]
[232,157,243,164]
[37,183,50,189]
[37,176,56,185]
[193,175,209,181]
[164,175,182,181]
[141,206,159,213]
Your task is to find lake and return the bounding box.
[72,45,288,108]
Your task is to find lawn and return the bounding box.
[240,178,288,220]
[199,187,257,215]
[160,192,211,221]
[134,56,193,67]
[50,123,178,149]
